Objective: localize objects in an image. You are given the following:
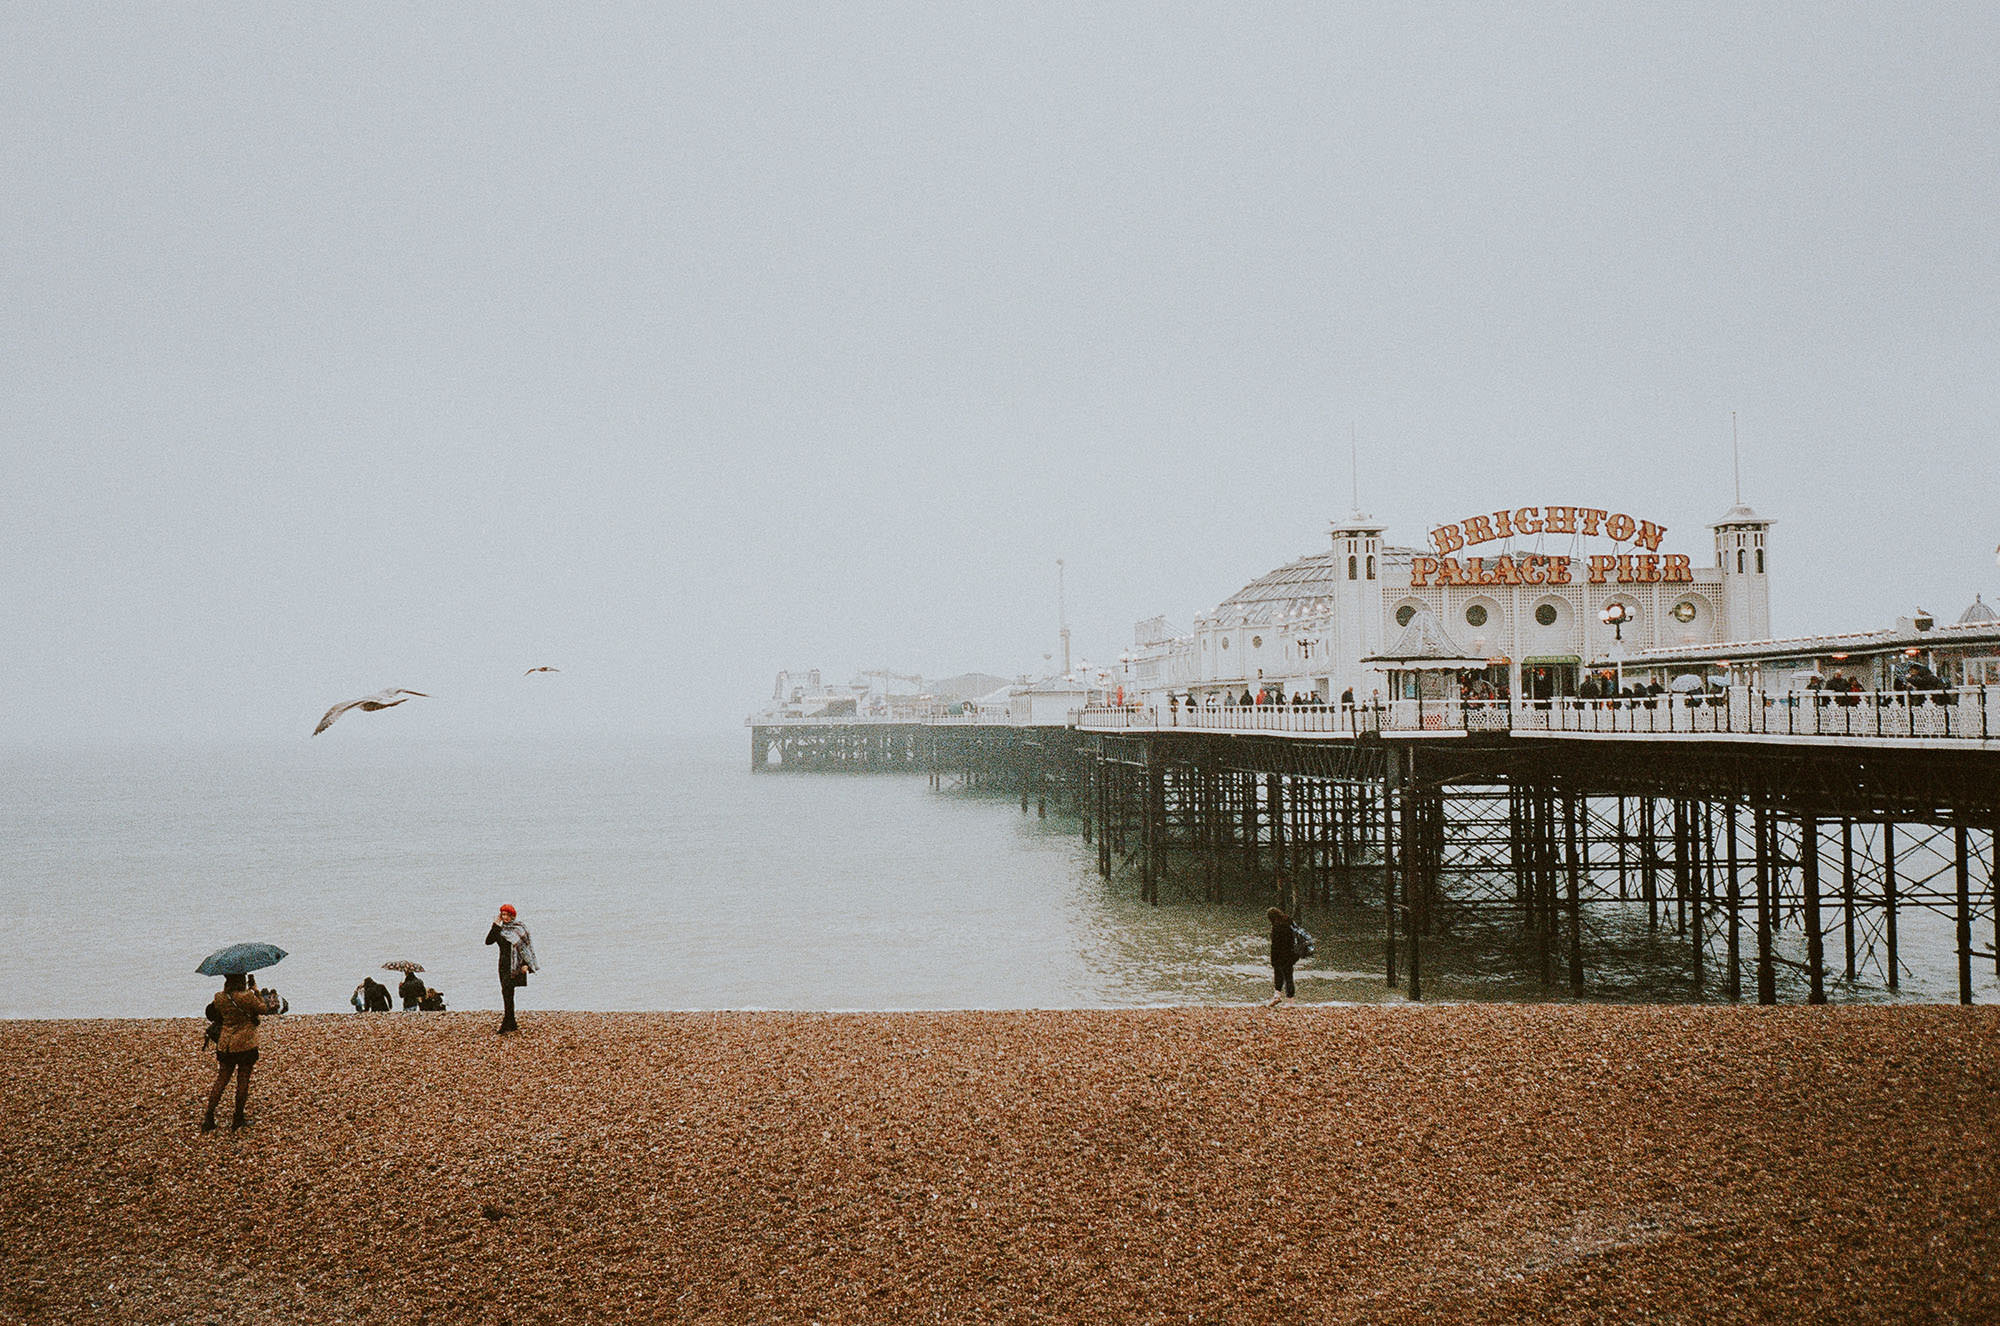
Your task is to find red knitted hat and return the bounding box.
[498,904,516,918]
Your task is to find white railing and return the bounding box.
[1073,686,1999,743]
[1534,685,1998,741]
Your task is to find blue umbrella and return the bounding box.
[196,942,287,977]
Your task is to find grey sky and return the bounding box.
[5,4,1996,747]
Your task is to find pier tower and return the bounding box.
[1327,510,1387,700]
[1713,504,1773,643]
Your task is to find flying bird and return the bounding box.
[313,688,429,736]
[524,666,560,675]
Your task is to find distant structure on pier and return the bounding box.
[765,668,1014,720]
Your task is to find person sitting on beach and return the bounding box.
[398,970,426,1010]
[418,987,446,1012]
[203,973,270,1132]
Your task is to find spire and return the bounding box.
[1731,411,1741,507]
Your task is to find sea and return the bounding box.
[3,732,1989,1019]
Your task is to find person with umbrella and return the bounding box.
[484,904,538,1034]
[386,962,427,1010]
[196,942,285,1133]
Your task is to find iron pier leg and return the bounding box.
[1643,798,1658,931]
[1882,821,1898,992]
[1403,789,1422,1002]
[1384,782,1399,989]
[1803,816,1825,1005]
[1725,801,1741,1002]
[1955,824,1974,1005]
[1756,806,1776,1005]
[1685,800,1703,992]
[1565,791,1584,996]
[1842,819,1857,983]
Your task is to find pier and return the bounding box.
[751,688,2000,1005]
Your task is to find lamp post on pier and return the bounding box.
[1601,602,1630,693]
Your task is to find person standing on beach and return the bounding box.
[203,973,273,1131]
[484,904,538,1034]
[1265,907,1297,1007]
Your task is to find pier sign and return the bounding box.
[1412,505,1692,587]
[1430,506,1666,554]
[1408,552,1694,587]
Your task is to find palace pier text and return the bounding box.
[752,694,2000,1006]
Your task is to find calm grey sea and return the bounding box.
[2,733,1985,1018]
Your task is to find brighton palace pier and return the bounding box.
[754,496,2000,1006]
[1148,500,1772,707]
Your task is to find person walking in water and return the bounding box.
[484,904,538,1034]
[1265,906,1298,1007]
[203,973,275,1130]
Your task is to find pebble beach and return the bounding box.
[2,1005,1994,1325]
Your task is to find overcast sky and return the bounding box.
[4,4,1996,748]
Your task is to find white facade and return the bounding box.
[1146,501,1773,704]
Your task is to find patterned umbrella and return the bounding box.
[381,960,426,973]
[196,942,287,976]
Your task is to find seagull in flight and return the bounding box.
[524,666,560,675]
[313,688,429,736]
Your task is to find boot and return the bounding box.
[230,1112,248,1131]
[200,1111,217,1132]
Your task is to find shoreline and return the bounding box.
[3,1005,1994,1323]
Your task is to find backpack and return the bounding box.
[1288,922,1315,963]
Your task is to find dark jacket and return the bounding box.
[362,978,394,1012]
[485,924,513,979]
[1271,919,1296,968]
[398,972,426,1007]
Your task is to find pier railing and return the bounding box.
[1532,685,1997,741]
[1074,686,1999,744]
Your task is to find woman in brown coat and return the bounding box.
[203,973,271,1131]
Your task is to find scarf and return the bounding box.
[497,920,539,975]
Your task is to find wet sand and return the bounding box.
[1,1005,1994,1324]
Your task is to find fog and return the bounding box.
[5,4,1996,749]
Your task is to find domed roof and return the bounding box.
[1211,551,1346,627]
[1958,594,1997,625]
[1714,502,1769,525]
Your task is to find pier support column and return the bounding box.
[1725,800,1741,1002]
[1883,822,1898,992]
[1956,824,1974,1005]
[1756,805,1776,1005]
[1804,816,1826,1005]
[1565,790,1584,996]
[1402,787,1422,1002]
[1842,819,1857,982]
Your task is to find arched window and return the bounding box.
[1348,555,1357,580]
[1755,548,1764,573]
[1737,548,1744,573]
[1366,555,1376,579]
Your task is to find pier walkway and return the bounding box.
[1074,685,2000,746]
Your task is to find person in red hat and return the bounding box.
[483,904,537,1033]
